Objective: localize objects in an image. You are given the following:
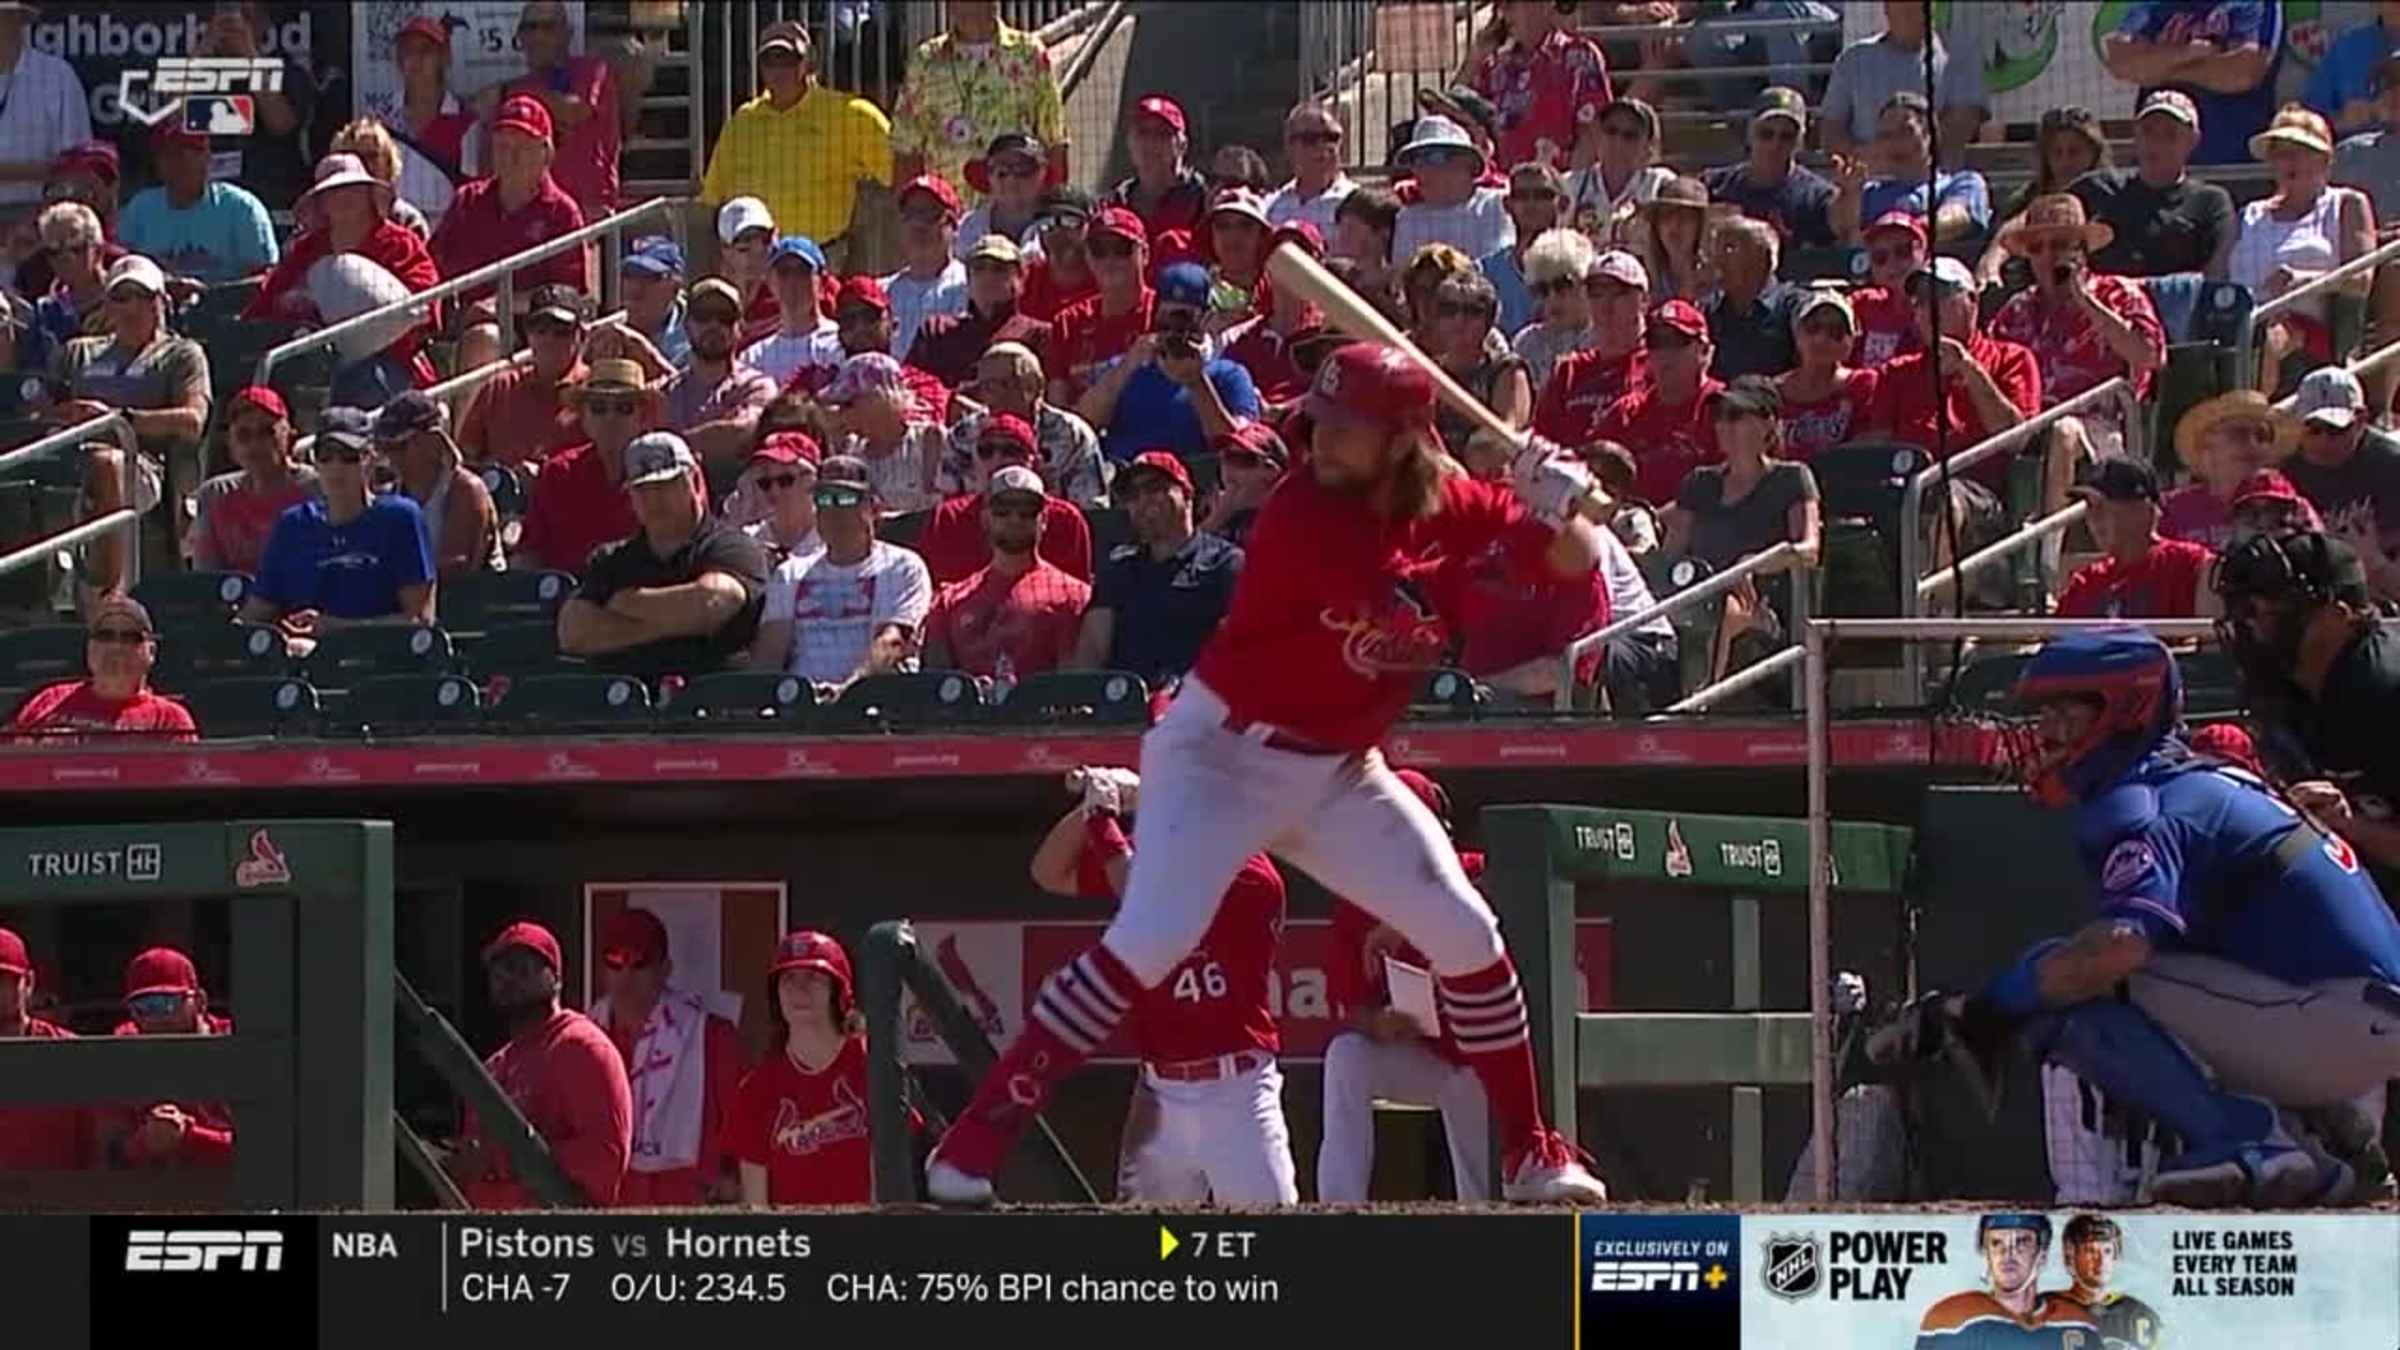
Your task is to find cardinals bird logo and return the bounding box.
[233,829,291,889]
[771,1079,867,1157]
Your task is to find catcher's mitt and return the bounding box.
[1864,991,2014,1121]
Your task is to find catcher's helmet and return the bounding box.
[2011,628,2181,808]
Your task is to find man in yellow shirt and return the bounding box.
[700,21,891,254]
[891,0,1068,198]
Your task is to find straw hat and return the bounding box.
[2249,104,2334,159]
[2174,390,2298,472]
[1994,193,2114,257]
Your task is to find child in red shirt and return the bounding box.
[731,931,878,1206]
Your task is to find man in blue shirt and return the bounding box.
[1870,629,2400,1208]
[241,407,436,649]
[2307,2,2400,136]
[1835,92,1990,246]
[619,235,691,371]
[1074,261,1261,461]
[1068,450,1242,687]
[2104,0,2283,166]
[115,123,277,287]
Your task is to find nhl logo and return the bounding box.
[1762,1233,1821,1300]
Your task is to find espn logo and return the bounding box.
[1589,1260,1701,1293]
[124,1229,285,1272]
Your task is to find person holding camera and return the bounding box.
[1074,261,1260,464]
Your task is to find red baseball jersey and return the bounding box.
[1593,376,1723,505]
[728,1037,873,1205]
[1471,27,1613,171]
[1020,257,1098,324]
[428,174,588,305]
[1849,285,1922,369]
[1864,334,2042,489]
[1078,836,1285,1063]
[1045,288,1153,396]
[459,1008,632,1208]
[7,682,196,742]
[1988,272,2163,405]
[922,558,1093,680]
[0,1018,94,1170]
[1326,850,1486,1064]
[1532,343,1649,447]
[1193,473,1558,751]
[111,1013,235,1166]
[2054,538,2211,619]
[1778,367,1881,461]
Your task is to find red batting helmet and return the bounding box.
[769,929,854,1014]
[1392,768,1453,834]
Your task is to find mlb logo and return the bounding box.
[183,96,255,136]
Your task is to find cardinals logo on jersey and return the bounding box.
[1320,575,1448,677]
[771,1079,867,1157]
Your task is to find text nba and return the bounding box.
[124,1229,285,1272]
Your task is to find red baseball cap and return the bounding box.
[1132,96,1187,136]
[978,412,1038,458]
[1864,211,1927,246]
[124,947,199,999]
[750,429,822,467]
[227,384,289,422]
[600,908,668,970]
[397,14,451,51]
[0,927,28,978]
[2229,469,2324,527]
[495,94,554,146]
[1120,449,1193,494]
[50,140,119,184]
[833,273,891,315]
[1305,342,1435,428]
[482,919,562,973]
[768,929,854,1003]
[2189,722,2261,775]
[1089,205,1148,246]
[153,120,211,152]
[1648,298,1708,341]
[1217,419,1290,467]
[1392,767,1453,829]
[898,173,963,221]
[1270,219,1325,258]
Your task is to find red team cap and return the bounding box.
[833,273,891,315]
[1864,211,1927,246]
[494,94,555,147]
[1132,96,1187,136]
[1648,298,1708,341]
[600,908,669,970]
[1120,449,1193,494]
[1305,342,1435,429]
[1270,219,1325,258]
[750,429,822,467]
[979,412,1038,457]
[482,920,563,973]
[0,927,28,978]
[1088,206,1148,246]
[397,14,452,51]
[123,947,199,999]
[227,384,289,422]
[897,173,964,222]
[768,930,854,1003]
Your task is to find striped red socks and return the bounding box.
[1439,956,1543,1158]
[934,944,1137,1178]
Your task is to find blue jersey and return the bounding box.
[254,496,435,621]
[2076,756,2400,987]
[1916,1290,2100,1348]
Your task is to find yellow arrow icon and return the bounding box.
[1159,1226,1179,1261]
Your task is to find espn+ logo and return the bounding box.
[124,1229,284,1272]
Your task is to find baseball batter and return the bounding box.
[730,931,879,1206]
[1317,768,1491,1203]
[927,342,1610,1206]
[1035,767,1295,1204]
[1873,629,2400,1206]
[2056,1215,2163,1350]
[1915,1214,2101,1349]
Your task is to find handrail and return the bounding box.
[1056,0,1129,102]
[253,197,679,390]
[1813,617,2220,642]
[0,508,136,580]
[1553,540,1801,711]
[2237,231,2400,379]
[1581,16,1840,41]
[1913,500,2087,603]
[0,410,142,589]
[422,308,629,411]
[1669,643,1801,713]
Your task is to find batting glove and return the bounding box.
[1094,767,1142,815]
[1068,767,1126,817]
[1511,444,1599,527]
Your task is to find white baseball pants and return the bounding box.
[1102,678,1506,988]
[1115,1056,1299,1205]
[1316,1030,1491,1203]
[2128,951,2400,1107]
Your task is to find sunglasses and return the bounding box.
[106,287,151,304]
[88,627,148,645]
[318,443,368,464]
[1649,332,1697,351]
[835,307,886,326]
[1289,129,1342,146]
[991,158,1042,179]
[688,309,739,328]
[756,473,803,490]
[583,395,640,417]
[2021,240,2080,257]
[1089,237,1138,259]
[1506,189,1560,207]
[814,486,868,509]
[1436,300,1492,319]
[125,991,188,1020]
[1602,124,1647,142]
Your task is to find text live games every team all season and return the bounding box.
[419,1223,1274,1306]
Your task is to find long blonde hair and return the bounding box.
[330,118,403,185]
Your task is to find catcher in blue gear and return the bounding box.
[1870,627,2400,1206]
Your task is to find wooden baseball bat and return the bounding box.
[1265,241,1530,451]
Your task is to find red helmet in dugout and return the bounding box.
[770,930,855,1015]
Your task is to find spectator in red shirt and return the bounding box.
[827,275,950,425]
[519,358,652,574]
[1220,221,1328,409]
[489,1,620,222]
[112,946,234,1169]
[189,385,318,575]
[1108,97,1210,240]
[2161,392,2301,551]
[2054,458,2216,619]
[1594,299,1720,505]
[1850,211,1929,368]
[2227,469,2327,543]
[1986,193,2166,520]
[248,153,444,389]
[1046,206,1154,404]
[1020,186,1099,322]
[1862,256,2041,492]
[1531,248,1649,446]
[0,928,92,1172]
[459,284,591,468]
[909,233,1053,388]
[5,597,196,742]
[590,907,744,1207]
[922,464,1095,682]
[1470,0,1612,172]
[732,931,875,1206]
[447,921,633,1208]
[915,413,1094,585]
[1775,289,1879,461]
[429,95,588,314]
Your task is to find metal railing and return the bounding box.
[1914,500,2088,606]
[422,309,631,415]
[0,411,142,591]
[2236,231,2400,382]
[1056,0,1130,100]
[253,198,681,391]
[1553,539,1803,711]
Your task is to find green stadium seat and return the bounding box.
[1410,666,1483,720]
[486,671,653,728]
[479,464,532,520]
[1083,506,1134,560]
[460,622,574,681]
[135,571,251,630]
[0,624,83,684]
[816,671,985,731]
[660,670,816,727]
[1780,244,1864,285]
[2149,346,2222,482]
[1941,648,2034,714]
[881,508,932,550]
[438,569,575,632]
[338,673,483,736]
[152,622,288,693]
[303,624,455,685]
[180,675,319,738]
[994,670,1151,726]
[2180,646,2243,716]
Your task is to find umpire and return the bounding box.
[2214,531,2400,883]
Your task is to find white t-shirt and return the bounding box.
[1595,527,1673,641]
[1264,173,1357,239]
[0,49,90,209]
[1393,187,1515,268]
[738,317,843,389]
[763,539,934,684]
[952,206,1046,262]
[880,258,969,361]
[839,423,946,515]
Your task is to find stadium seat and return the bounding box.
[179,675,319,738]
[303,624,455,685]
[2139,272,2208,345]
[994,670,1150,725]
[2150,280,2251,479]
[881,507,932,550]
[1083,506,1134,560]
[152,621,289,693]
[1410,666,1483,720]
[2181,646,2243,716]
[479,464,531,520]
[0,624,83,685]
[817,671,985,731]
[1780,244,1865,286]
[438,569,574,633]
[485,671,653,728]
[661,670,817,727]
[1940,648,2034,714]
[337,673,483,737]
[135,571,251,630]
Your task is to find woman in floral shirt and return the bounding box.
[893,2,1068,199]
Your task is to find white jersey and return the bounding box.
[1393,187,1514,268]
[1263,174,1357,240]
[763,539,934,685]
[738,317,843,389]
